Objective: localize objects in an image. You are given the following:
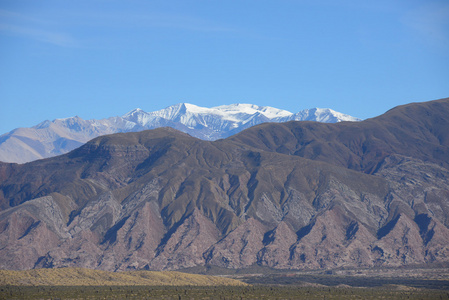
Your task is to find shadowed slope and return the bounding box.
[0,98,448,271]
[230,97,449,173]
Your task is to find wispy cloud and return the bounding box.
[0,9,46,24]
[0,7,238,49]
[0,23,79,47]
[0,9,79,47]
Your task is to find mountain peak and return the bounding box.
[212,103,293,119]
[291,108,361,123]
[122,108,145,118]
[0,102,361,164]
[1,98,449,271]
[33,120,52,129]
[165,103,213,115]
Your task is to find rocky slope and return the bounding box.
[0,103,360,163]
[0,98,448,271]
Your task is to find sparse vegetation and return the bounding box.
[1,267,449,299]
[239,273,449,290]
[1,285,449,299]
[0,268,246,286]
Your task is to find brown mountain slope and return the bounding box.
[0,98,448,271]
[230,97,449,173]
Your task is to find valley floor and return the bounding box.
[1,284,448,300]
[2,266,449,299]
[229,265,449,289]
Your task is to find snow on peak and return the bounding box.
[54,116,82,122]
[112,103,361,137]
[122,108,144,118]
[34,120,52,129]
[122,108,155,126]
[183,103,212,114]
[212,103,293,119]
[290,108,361,123]
[2,102,361,163]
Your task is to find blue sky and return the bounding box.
[1,0,448,134]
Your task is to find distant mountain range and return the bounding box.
[0,103,360,163]
[0,97,448,271]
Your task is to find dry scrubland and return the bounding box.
[0,268,246,286]
[1,267,449,299]
[1,285,449,299]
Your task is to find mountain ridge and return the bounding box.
[0,97,448,271]
[229,97,449,172]
[0,103,360,163]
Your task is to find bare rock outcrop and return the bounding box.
[1,98,449,271]
[205,218,266,269]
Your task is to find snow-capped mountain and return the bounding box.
[0,103,360,163]
[284,108,361,123]
[121,103,359,140]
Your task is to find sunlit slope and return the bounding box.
[0,268,247,286]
